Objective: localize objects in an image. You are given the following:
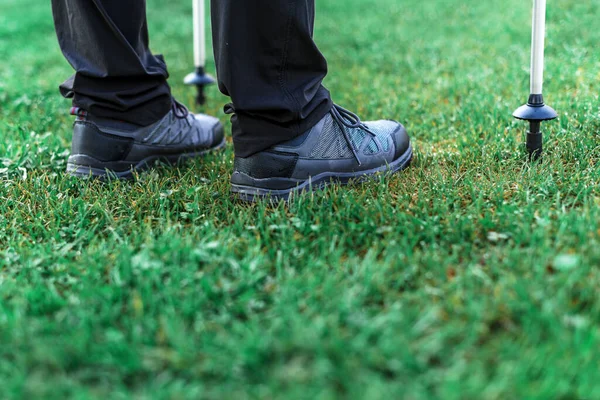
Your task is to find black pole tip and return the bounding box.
[526,121,543,161]
[184,67,216,87]
[195,86,206,106]
[513,95,557,162]
[513,95,557,122]
[184,67,216,105]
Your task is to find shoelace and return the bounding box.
[330,104,376,166]
[172,99,190,119]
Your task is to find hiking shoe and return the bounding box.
[231,104,412,201]
[66,100,225,179]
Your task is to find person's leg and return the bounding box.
[213,0,413,201]
[211,0,333,157]
[52,0,224,178]
[51,0,171,126]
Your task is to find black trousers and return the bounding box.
[51,0,333,157]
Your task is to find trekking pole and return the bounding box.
[513,0,557,160]
[184,0,215,105]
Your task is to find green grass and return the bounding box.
[1,0,600,398]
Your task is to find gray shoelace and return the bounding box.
[172,99,190,119]
[330,104,376,166]
[172,98,195,134]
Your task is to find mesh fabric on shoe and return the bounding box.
[309,111,399,159]
[364,120,397,154]
[309,116,354,159]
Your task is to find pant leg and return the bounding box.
[211,0,333,157]
[51,0,172,126]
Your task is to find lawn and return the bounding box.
[1,0,600,398]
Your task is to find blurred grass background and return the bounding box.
[1,0,600,398]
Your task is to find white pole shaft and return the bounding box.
[193,0,206,68]
[530,0,547,95]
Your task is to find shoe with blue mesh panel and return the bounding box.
[231,104,413,201]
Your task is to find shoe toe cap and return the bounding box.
[391,123,411,160]
[193,113,225,147]
[364,120,410,159]
[211,121,225,147]
[193,113,220,126]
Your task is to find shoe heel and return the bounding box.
[67,122,135,179]
[71,121,133,163]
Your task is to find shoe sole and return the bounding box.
[231,144,413,202]
[66,138,226,180]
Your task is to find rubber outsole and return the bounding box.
[66,138,226,180]
[231,144,414,202]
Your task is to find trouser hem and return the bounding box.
[232,94,333,158]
